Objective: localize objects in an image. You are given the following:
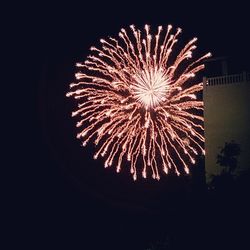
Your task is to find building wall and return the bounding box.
[203,73,250,181]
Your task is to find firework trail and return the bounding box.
[67,24,211,180]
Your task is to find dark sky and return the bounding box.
[29,1,250,70]
[13,1,250,249]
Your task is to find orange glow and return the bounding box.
[67,24,211,180]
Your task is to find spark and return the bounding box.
[67,24,211,181]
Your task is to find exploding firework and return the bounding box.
[67,24,211,180]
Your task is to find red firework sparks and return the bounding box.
[67,24,211,180]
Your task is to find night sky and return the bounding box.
[12,1,250,249]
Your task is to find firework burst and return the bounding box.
[67,24,211,180]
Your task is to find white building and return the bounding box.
[203,72,250,181]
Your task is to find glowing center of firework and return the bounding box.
[132,68,169,108]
